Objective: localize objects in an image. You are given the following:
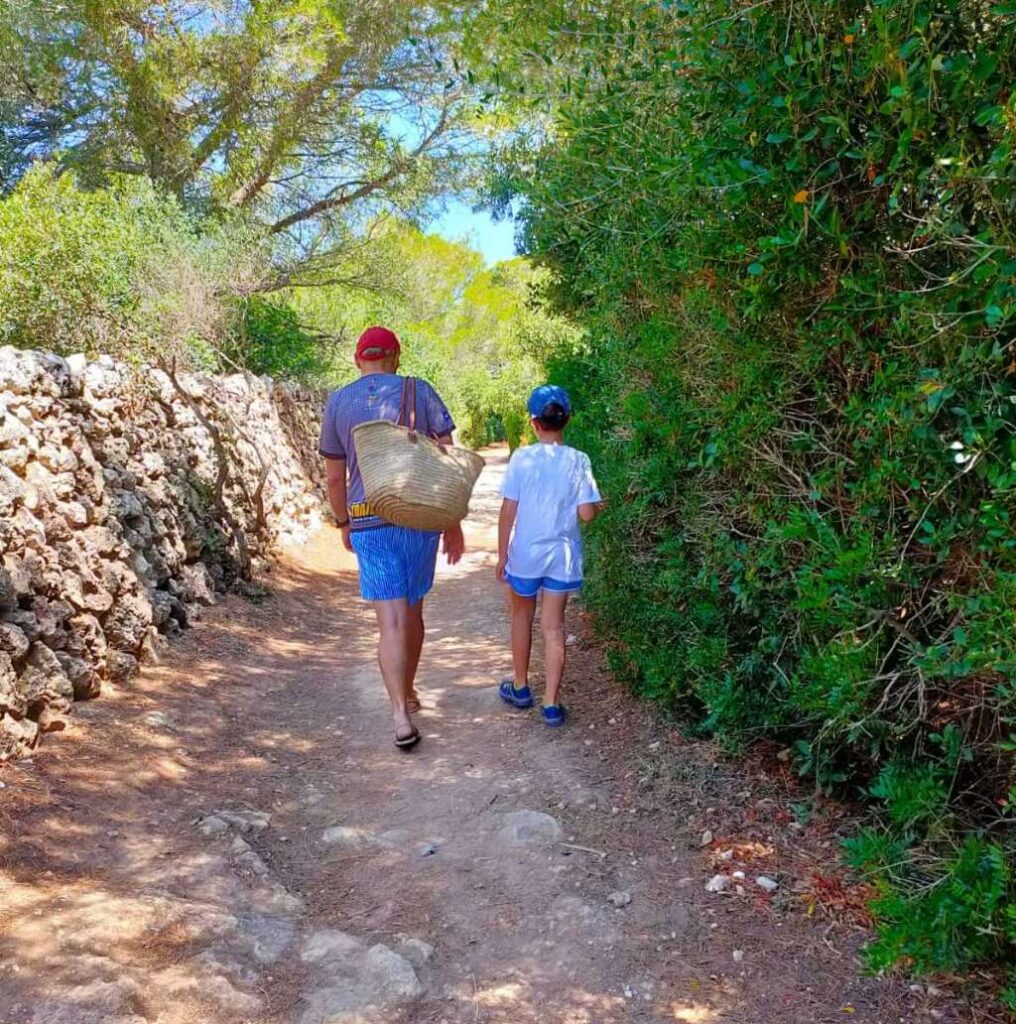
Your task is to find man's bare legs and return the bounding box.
[405,600,425,709]
[372,598,418,739]
[540,591,569,706]
[510,591,537,689]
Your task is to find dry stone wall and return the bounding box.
[0,347,326,759]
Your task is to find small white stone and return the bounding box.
[756,875,779,892]
[732,949,744,963]
[705,874,729,893]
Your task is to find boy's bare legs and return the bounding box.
[406,600,425,708]
[541,591,570,706]
[510,591,537,688]
[372,598,415,738]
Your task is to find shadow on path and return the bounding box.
[0,447,931,1024]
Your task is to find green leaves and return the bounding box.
[3,0,484,246]
[485,0,1016,1000]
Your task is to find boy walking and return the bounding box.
[495,385,601,726]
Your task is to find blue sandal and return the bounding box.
[499,680,534,709]
[541,704,566,727]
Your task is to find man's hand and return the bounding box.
[443,522,465,565]
[340,523,353,553]
[495,556,507,582]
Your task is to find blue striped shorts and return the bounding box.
[350,525,441,606]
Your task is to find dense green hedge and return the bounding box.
[495,0,1016,998]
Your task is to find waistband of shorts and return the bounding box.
[348,501,383,531]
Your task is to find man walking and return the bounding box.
[319,326,465,750]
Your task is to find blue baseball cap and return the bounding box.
[527,384,572,417]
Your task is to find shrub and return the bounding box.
[495,0,1016,994]
[0,163,244,361]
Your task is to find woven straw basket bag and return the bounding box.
[352,377,485,532]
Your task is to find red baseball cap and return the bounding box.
[355,325,401,361]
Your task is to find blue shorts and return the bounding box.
[350,525,441,605]
[505,574,582,599]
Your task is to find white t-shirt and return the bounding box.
[501,443,601,583]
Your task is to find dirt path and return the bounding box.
[0,452,964,1024]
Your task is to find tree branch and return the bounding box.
[226,38,357,209]
[265,102,453,235]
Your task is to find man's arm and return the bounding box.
[324,457,352,552]
[497,498,518,579]
[435,431,466,565]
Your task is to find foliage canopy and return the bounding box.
[484,0,1016,1000]
[1,0,488,281]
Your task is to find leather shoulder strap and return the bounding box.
[397,376,418,432]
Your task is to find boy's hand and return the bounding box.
[340,523,353,553]
[495,556,507,581]
[443,522,465,565]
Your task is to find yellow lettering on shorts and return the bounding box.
[349,502,374,519]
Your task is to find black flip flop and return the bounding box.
[394,726,421,751]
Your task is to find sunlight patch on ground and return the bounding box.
[475,980,526,1005]
[670,1001,718,1022]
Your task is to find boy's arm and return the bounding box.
[496,498,518,579]
[578,501,600,523]
[577,451,603,523]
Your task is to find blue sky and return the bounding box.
[430,199,518,265]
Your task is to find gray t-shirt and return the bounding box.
[318,373,455,529]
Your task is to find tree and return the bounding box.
[1,0,483,261]
[283,220,580,438]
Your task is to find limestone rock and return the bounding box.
[0,622,30,662]
[298,930,423,1023]
[322,825,375,849]
[0,568,18,612]
[56,651,101,700]
[393,937,435,969]
[105,650,139,685]
[497,810,564,847]
[0,713,38,760]
[215,809,272,834]
[0,652,25,716]
[104,591,153,653]
[21,642,74,712]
